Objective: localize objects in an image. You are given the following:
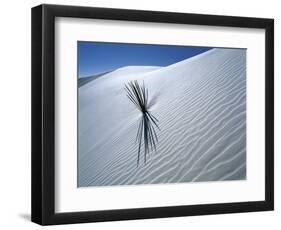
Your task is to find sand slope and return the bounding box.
[78,48,246,187]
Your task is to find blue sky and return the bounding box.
[78,41,212,78]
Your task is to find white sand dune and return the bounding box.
[78,48,246,187]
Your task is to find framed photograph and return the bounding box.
[31,4,274,225]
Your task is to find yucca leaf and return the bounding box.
[125,80,160,166]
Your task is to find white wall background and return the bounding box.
[0,0,278,229]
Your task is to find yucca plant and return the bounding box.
[124,80,160,166]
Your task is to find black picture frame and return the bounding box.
[31,4,274,225]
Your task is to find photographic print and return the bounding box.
[78,42,246,187]
[32,5,274,224]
